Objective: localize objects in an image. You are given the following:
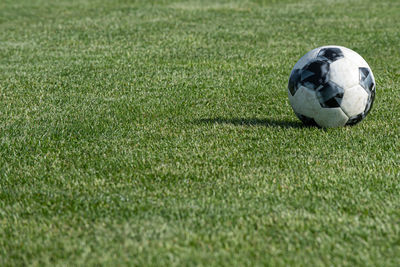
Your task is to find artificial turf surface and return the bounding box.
[1,0,400,265]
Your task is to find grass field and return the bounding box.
[1,0,400,265]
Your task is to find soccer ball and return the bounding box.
[288,46,376,127]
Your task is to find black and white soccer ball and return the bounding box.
[288,46,376,127]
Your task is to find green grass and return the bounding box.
[1,0,400,265]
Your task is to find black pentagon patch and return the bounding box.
[295,112,318,126]
[360,67,369,79]
[316,81,344,108]
[359,67,375,94]
[288,69,302,96]
[300,60,330,90]
[364,89,375,115]
[346,113,363,126]
[317,47,344,62]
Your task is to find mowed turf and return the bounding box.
[1,0,400,265]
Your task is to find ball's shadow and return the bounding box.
[195,117,312,129]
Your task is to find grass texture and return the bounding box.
[1,0,400,265]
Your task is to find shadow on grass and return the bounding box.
[195,117,312,129]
